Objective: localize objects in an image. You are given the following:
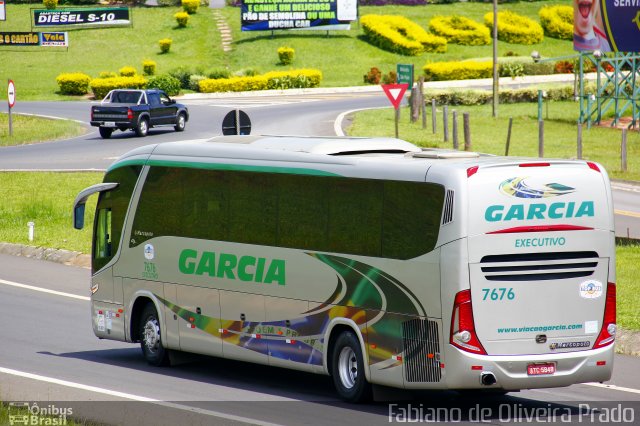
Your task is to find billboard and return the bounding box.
[241,0,357,31]
[0,32,68,47]
[33,7,131,28]
[574,0,640,52]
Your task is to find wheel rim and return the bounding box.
[143,317,161,354]
[338,346,358,389]
[178,115,185,129]
[140,120,148,134]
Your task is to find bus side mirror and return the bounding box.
[74,204,85,230]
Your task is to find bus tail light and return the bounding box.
[593,283,616,348]
[450,289,487,355]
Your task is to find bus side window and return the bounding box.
[95,207,113,259]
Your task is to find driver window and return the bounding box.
[95,208,112,259]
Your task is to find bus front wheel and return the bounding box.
[139,303,169,366]
[330,331,371,403]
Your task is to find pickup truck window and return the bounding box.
[148,93,161,106]
[111,91,142,104]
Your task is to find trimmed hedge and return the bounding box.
[89,75,148,99]
[56,72,91,95]
[424,84,595,106]
[423,60,492,81]
[361,14,447,55]
[182,0,199,13]
[484,10,543,45]
[119,66,137,77]
[199,69,322,93]
[539,5,572,40]
[429,15,490,46]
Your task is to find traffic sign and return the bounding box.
[381,83,408,110]
[7,79,15,108]
[396,64,414,86]
[222,109,251,135]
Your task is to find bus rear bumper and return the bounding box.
[443,344,614,390]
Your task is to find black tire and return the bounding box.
[174,113,186,132]
[98,127,113,139]
[135,117,149,137]
[330,331,371,403]
[139,303,169,366]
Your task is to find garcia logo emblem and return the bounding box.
[579,280,603,299]
[499,177,575,199]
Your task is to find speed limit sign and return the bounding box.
[8,79,16,108]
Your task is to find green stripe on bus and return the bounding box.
[108,158,341,177]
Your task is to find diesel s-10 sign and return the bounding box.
[33,7,131,28]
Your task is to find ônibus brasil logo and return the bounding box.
[485,177,594,222]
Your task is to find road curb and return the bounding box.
[0,242,90,269]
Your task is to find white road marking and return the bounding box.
[0,367,282,426]
[583,382,640,395]
[0,278,90,301]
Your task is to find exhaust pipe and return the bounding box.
[480,372,497,386]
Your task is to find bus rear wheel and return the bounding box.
[139,303,169,366]
[330,330,371,403]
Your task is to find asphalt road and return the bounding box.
[0,254,639,426]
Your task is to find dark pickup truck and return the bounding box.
[90,89,189,139]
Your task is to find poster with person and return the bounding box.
[574,0,640,52]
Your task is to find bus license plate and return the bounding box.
[527,363,556,376]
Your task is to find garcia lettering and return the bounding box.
[485,201,594,222]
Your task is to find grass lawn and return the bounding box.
[0,1,574,100]
[0,113,87,146]
[617,244,640,331]
[0,172,101,253]
[0,5,222,100]
[347,100,640,181]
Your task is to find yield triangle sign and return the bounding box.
[381,83,408,110]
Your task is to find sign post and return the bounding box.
[381,83,408,139]
[7,79,16,137]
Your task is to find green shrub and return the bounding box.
[142,60,157,76]
[361,14,447,56]
[484,10,544,45]
[235,68,260,77]
[277,47,295,65]
[157,0,180,5]
[539,5,572,40]
[159,38,172,54]
[99,71,117,79]
[119,66,137,77]
[382,70,397,84]
[168,66,193,88]
[147,74,181,96]
[423,60,492,81]
[263,69,323,89]
[43,0,57,9]
[89,75,148,99]
[175,11,189,27]
[182,0,199,13]
[429,15,490,46]
[199,69,322,92]
[499,61,525,78]
[207,68,232,79]
[189,74,206,91]
[56,72,91,95]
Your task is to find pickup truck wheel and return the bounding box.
[135,117,149,137]
[174,113,186,132]
[98,127,113,139]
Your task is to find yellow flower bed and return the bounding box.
[539,5,572,40]
[361,14,447,55]
[484,10,544,45]
[429,15,490,46]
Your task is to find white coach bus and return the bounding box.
[73,136,616,402]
